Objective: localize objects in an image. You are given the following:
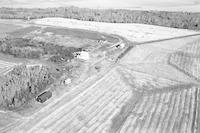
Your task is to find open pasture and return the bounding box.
[25,26,118,48]
[0,23,22,34]
[43,27,118,43]
[9,26,41,38]
[0,19,31,34]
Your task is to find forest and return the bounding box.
[0,65,53,109]
[0,7,200,30]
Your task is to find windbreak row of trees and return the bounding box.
[0,7,200,30]
[0,65,54,109]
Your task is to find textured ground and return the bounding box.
[0,60,18,75]
[5,35,200,133]
[0,18,199,133]
[169,38,200,81]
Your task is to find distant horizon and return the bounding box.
[0,0,200,12]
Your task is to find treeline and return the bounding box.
[0,7,200,30]
[0,37,81,63]
[0,64,53,109]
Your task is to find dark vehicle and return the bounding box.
[36,91,52,103]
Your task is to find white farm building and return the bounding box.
[74,51,90,61]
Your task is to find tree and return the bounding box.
[0,65,54,109]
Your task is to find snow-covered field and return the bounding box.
[34,18,199,43]
[120,34,200,83]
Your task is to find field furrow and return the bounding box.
[119,87,198,133]
[0,60,17,74]
[32,77,118,132]
[19,69,133,133]
[169,37,200,81]
[2,28,199,133]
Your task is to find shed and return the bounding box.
[74,51,90,60]
[64,78,72,85]
[116,43,125,49]
[36,91,52,103]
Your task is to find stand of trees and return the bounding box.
[0,64,54,109]
[0,37,80,63]
[0,7,200,30]
[0,36,80,109]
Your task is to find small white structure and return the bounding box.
[64,78,71,85]
[75,51,90,61]
[116,43,125,49]
[27,16,31,21]
[45,32,54,36]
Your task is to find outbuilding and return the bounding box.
[116,43,125,49]
[36,91,52,103]
[64,78,72,85]
[74,51,90,60]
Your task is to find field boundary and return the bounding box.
[119,33,200,62]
